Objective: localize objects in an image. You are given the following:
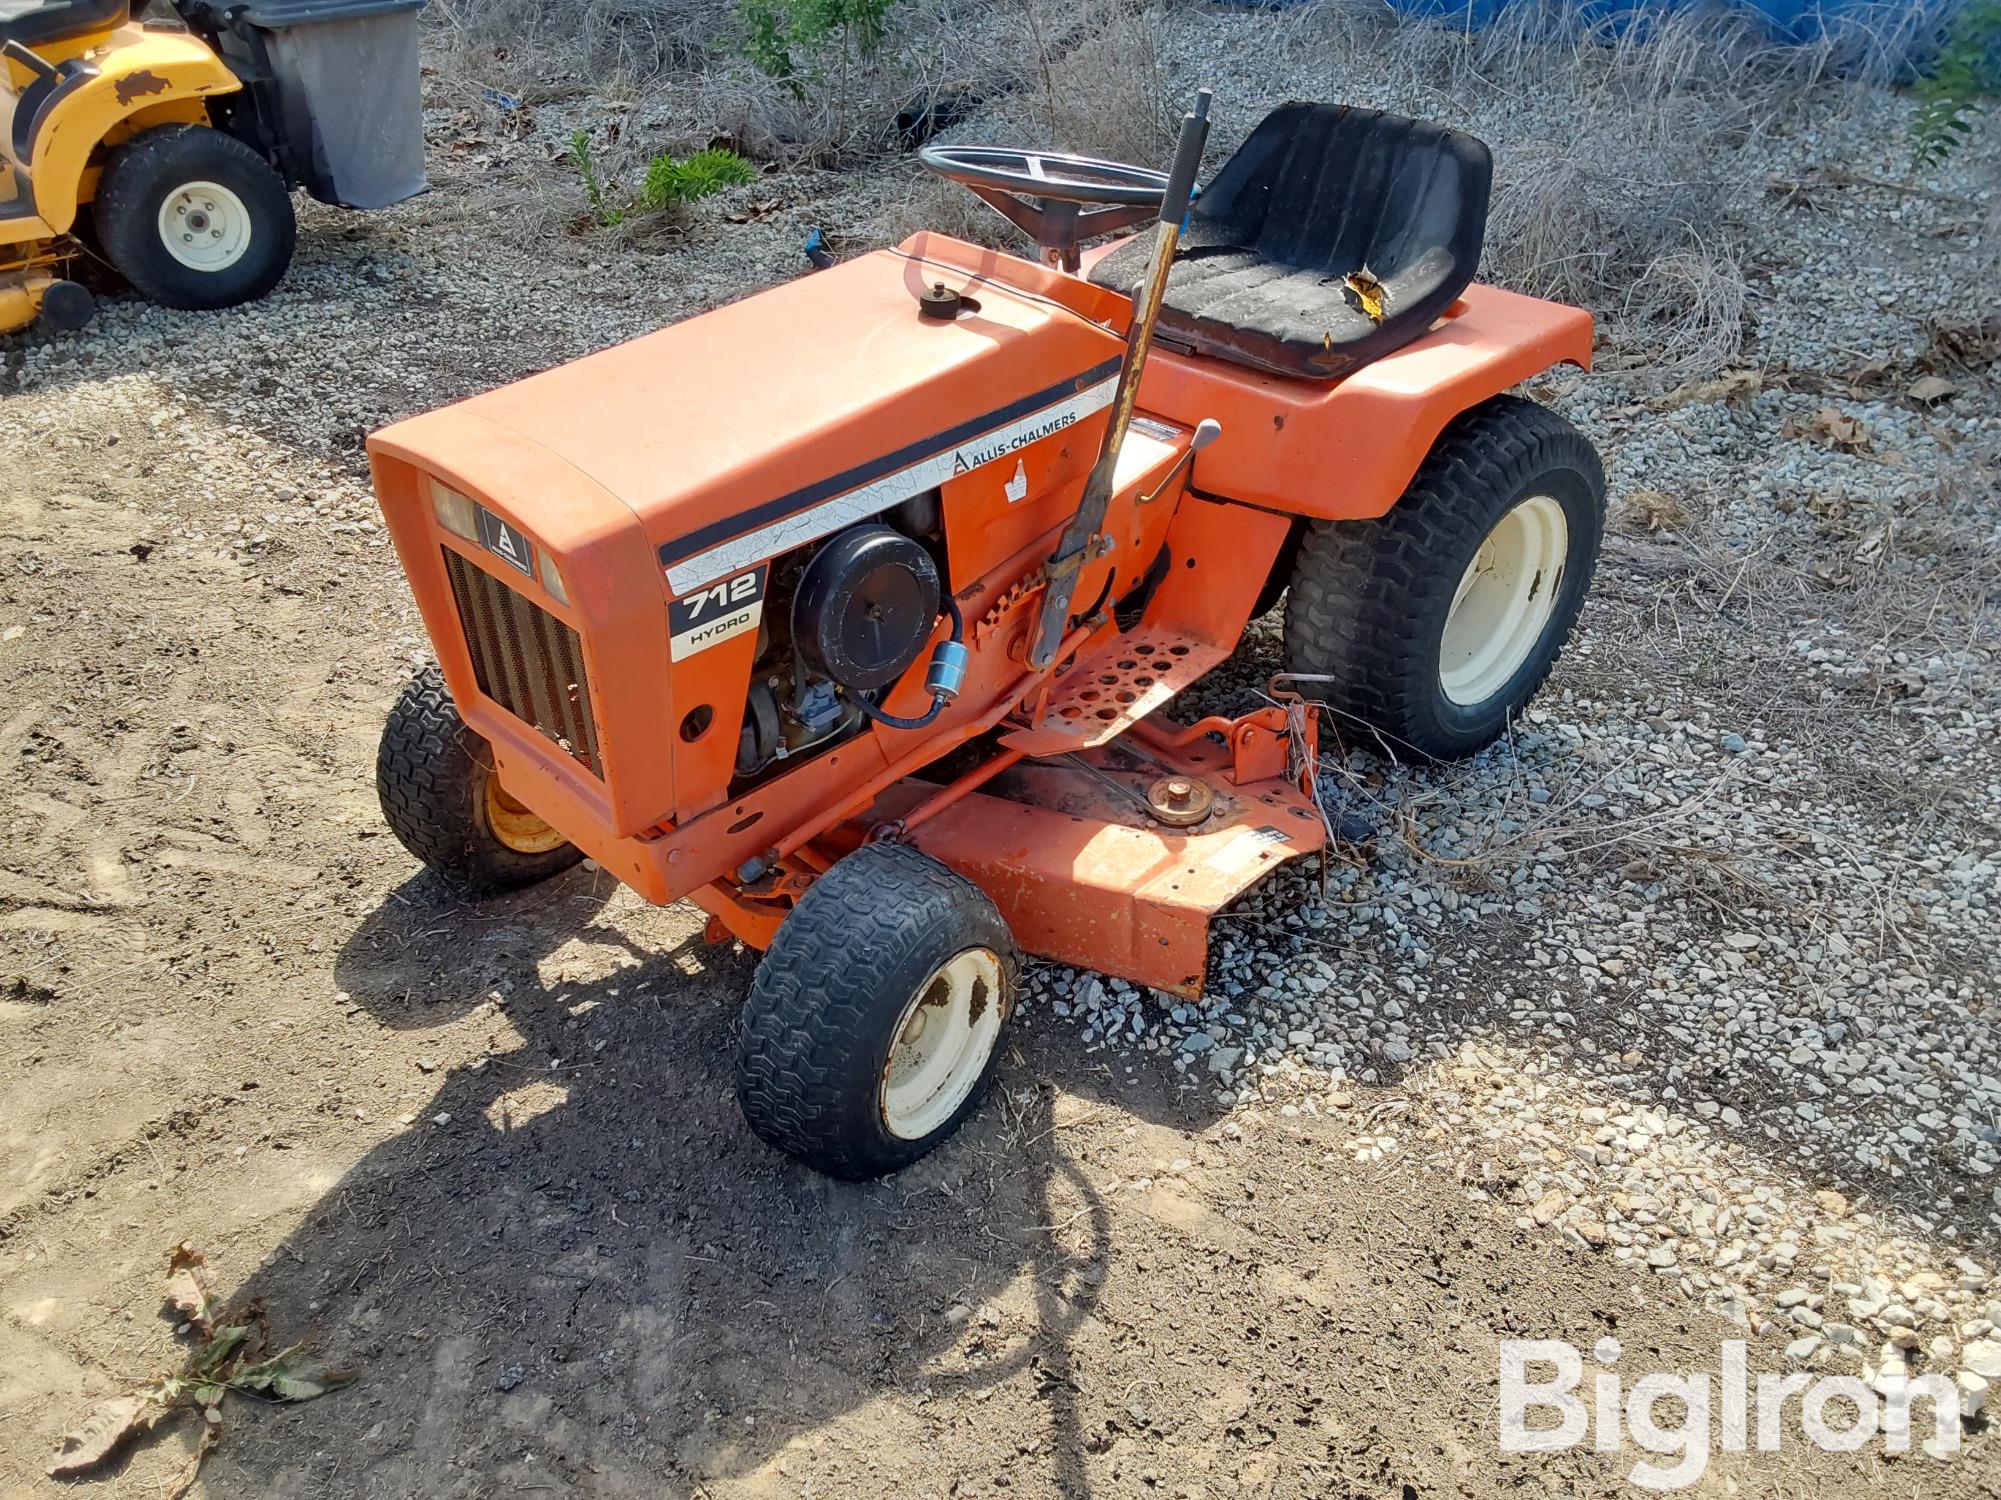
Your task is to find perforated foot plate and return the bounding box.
[1000,628,1226,755]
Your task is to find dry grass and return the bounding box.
[427,0,732,82]
[416,0,1959,389]
[1119,0,1911,388]
[425,0,1148,170]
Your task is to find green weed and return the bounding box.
[1912,0,2001,166]
[739,0,900,100]
[569,132,757,227]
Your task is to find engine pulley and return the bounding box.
[793,524,942,692]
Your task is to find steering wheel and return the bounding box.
[918,145,1169,272]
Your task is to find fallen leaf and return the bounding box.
[165,1242,216,1332]
[1341,268,1386,325]
[162,1425,220,1500]
[47,1393,160,1477]
[1841,356,1893,393]
[1714,368,1763,402]
[1906,375,1956,403]
[232,1343,358,1402]
[1926,314,2001,370]
[1799,407,1869,452]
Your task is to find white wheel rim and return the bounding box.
[880,948,1006,1141]
[1439,494,1569,707]
[158,181,253,272]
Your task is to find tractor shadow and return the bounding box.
[199,865,1214,1497]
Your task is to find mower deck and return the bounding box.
[869,721,1325,998]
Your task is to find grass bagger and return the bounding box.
[0,0,425,333]
[369,92,1606,1179]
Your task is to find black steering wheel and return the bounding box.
[918,145,1169,272]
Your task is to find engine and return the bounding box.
[731,491,953,786]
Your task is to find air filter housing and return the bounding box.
[792,524,941,692]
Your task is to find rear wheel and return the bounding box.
[376,664,582,892]
[93,126,296,311]
[735,842,1018,1179]
[1283,396,1604,760]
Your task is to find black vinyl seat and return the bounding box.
[1088,102,1493,382]
[0,0,128,48]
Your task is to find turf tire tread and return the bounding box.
[1281,395,1604,760]
[735,842,1017,1180]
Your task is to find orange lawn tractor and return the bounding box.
[368,93,1605,1179]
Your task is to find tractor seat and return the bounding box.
[1087,102,1492,382]
[0,0,128,49]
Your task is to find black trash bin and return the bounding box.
[211,0,428,210]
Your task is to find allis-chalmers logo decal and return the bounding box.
[475,505,535,579]
[950,411,1077,474]
[658,368,1120,597]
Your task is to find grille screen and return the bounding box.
[443,548,603,778]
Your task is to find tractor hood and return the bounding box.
[371,234,1131,594]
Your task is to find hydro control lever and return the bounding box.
[1029,88,1211,670]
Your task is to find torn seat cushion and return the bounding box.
[1089,102,1493,382]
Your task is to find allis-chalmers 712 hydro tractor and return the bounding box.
[370,94,1606,1178]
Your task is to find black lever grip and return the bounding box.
[2,38,59,79]
[1156,88,1212,226]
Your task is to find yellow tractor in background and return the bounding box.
[1,0,426,333]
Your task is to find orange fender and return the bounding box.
[1136,282,1594,521]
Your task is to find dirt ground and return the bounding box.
[3,43,1999,1500]
[0,276,1991,1500]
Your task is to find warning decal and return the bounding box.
[669,566,767,661]
[1210,823,1295,876]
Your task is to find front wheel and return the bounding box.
[93,126,296,311]
[735,842,1019,1179]
[1283,396,1604,760]
[376,664,583,893]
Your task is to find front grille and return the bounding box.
[442,549,603,777]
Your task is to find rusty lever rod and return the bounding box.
[1028,87,1211,670]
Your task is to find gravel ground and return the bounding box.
[1027,7,2001,1435]
[2,6,1997,1493]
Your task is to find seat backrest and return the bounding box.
[0,0,129,51]
[1190,102,1492,282]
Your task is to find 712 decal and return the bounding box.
[668,566,766,661]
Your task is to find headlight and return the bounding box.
[537,546,570,607]
[430,479,477,540]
